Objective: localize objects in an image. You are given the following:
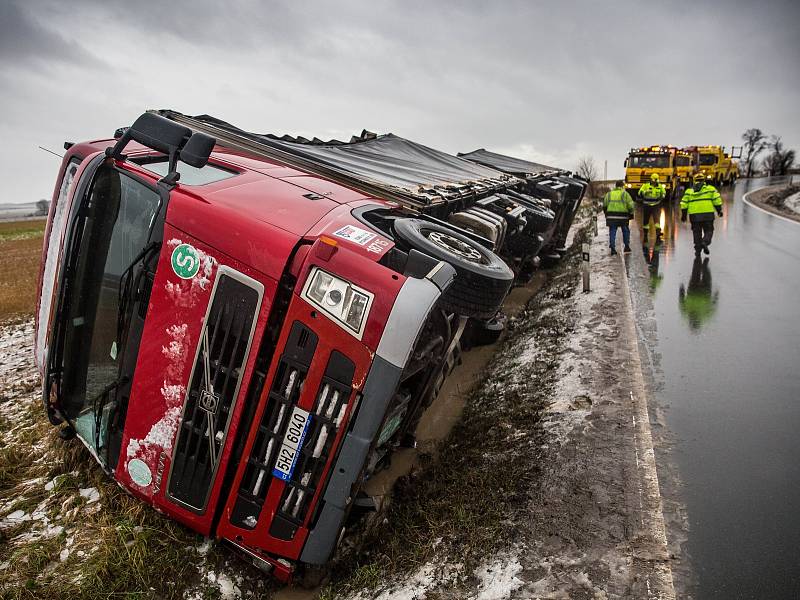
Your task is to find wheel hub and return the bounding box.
[425,231,485,263]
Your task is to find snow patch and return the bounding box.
[366,563,437,600]
[197,538,213,556]
[2,510,31,527]
[161,383,186,407]
[784,191,800,214]
[538,226,616,446]
[0,321,36,391]
[126,438,142,458]
[205,571,241,599]
[162,323,189,364]
[472,555,524,600]
[79,488,100,504]
[144,404,182,449]
[165,238,217,308]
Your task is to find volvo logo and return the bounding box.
[199,389,220,415]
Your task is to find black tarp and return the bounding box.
[266,133,515,194]
[457,148,559,177]
[158,111,519,207]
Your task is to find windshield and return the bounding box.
[135,157,236,185]
[60,166,161,457]
[676,156,692,167]
[629,153,670,168]
[699,154,717,166]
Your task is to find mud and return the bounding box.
[362,275,547,501]
[512,216,673,599]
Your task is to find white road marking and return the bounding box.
[616,233,676,599]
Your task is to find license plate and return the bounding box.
[272,407,312,481]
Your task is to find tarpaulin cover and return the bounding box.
[458,148,559,177]
[267,133,515,192]
[163,112,519,204]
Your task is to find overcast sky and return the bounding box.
[1,0,798,204]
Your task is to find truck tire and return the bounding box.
[392,218,513,319]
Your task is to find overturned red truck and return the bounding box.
[35,111,585,582]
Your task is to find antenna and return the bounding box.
[38,146,63,159]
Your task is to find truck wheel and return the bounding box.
[392,219,513,319]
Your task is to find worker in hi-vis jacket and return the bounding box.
[680,172,723,258]
[603,180,635,255]
[638,172,666,240]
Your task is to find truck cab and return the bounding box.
[624,146,676,199]
[687,145,740,187]
[35,113,515,583]
[674,149,695,189]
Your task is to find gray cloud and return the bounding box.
[0,2,102,69]
[0,0,798,204]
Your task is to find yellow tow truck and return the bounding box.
[674,148,695,190]
[684,145,741,187]
[624,145,678,199]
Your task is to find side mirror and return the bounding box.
[624,159,628,167]
[106,112,217,186]
[181,133,215,168]
[107,112,191,160]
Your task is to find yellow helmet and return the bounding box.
[650,173,660,183]
[693,172,706,183]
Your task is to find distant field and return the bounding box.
[0,219,45,322]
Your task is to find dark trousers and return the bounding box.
[691,220,714,250]
[642,203,662,231]
[608,222,630,248]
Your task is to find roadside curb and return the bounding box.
[742,185,800,225]
[600,214,676,599]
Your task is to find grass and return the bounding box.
[0,376,273,599]
[0,220,46,322]
[0,330,274,598]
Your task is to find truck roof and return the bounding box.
[157,110,526,210]
[73,137,371,232]
[67,136,386,282]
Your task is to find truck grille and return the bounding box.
[166,271,261,513]
[230,323,355,541]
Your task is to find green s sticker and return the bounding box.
[171,244,200,279]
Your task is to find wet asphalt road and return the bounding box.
[625,177,800,599]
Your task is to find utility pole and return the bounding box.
[604,159,608,181]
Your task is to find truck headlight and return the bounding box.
[302,267,374,338]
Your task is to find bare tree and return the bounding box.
[575,156,604,199]
[741,128,768,178]
[575,155,599,182]
[762,136,796,177]
[35,199,50,216]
